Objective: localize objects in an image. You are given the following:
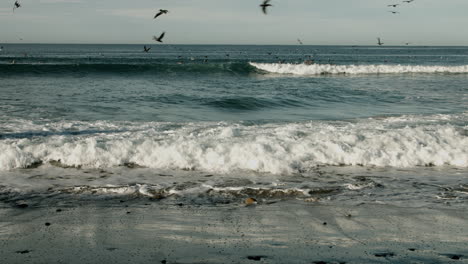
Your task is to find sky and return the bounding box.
[1,0,468,45]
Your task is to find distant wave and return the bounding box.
[250,62,468,75]
[0,62,258,75]
[1,114,467,172]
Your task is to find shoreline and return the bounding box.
[1,201,466,263]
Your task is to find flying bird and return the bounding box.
[260,0,272,15]
[388,11,399,14]
[13,0,21,11]
[297,39,303,45]
[403,0,414,3]
[153,32,166,43]
[143,46,151,52]
[377,37,384,46]
[387,4,399,7]
[154,9,168,19]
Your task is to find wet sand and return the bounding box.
[1,201,467,264]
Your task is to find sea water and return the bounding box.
[0,44,467,208]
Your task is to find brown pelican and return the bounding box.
[13,0,21,12]
[377,37,384,46]
[260,0,272,15]
[154,9,168,19]
[153,32,165,43]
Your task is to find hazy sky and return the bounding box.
[1,0,468,45]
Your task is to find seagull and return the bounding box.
[153,32,165,43]
[388,11,399,14]
[387,4,399,7]
[377,37,384,46]
[403,0,414,3]
[260,0,272,15]
[154,9,168,19]
[13,0,21,12]
[297,39,303,45]
[143,46,151,52]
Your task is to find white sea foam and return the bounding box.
[249,62,468,75]
[0,115,467,173]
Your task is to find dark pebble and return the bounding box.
[247,256,266,261]
[16,203,29,209]
[45,222,51,226]
[16,250,30,254]
[323,222,327,225]
[106,248,118,251]
[161,260,167,264]
[313,261,328,264]
[56,209,62,212]
[450,255,462,260]
[120,200,125,203]
[408,248,416,252]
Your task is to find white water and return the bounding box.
[250,62,468,75]
[1,115,467,173]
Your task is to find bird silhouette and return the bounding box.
[377,37,384,46]
[403,0,414,3]
[154,9,168,19]
[297,39,303,45]
[153,32,165,43]
[13,0,21,12]
[143,46,151,52]
[387,4,399,7]
[260,0,272,15]
[388,11,399,14]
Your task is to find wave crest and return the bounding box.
[0,116,467,173]
[250,62,468,75]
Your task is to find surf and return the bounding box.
[250,62,468,75]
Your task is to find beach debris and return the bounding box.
[244,197,257,206]
[154,9,168,19]
[153,32,166,43]
[247,255,267,261]
[374,252,395,258]
[440,254,463,260]
[260,0,272,15]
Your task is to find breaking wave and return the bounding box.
[0,114,467,173]
[249,62,468,75]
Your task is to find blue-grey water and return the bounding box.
[0,44,467,208]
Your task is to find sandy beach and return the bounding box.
[1,200,467,264]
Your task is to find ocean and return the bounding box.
[0,44,467,209]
